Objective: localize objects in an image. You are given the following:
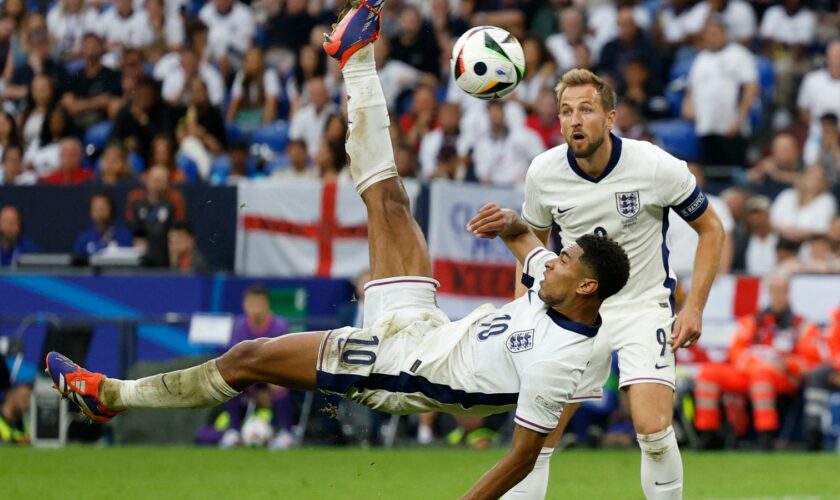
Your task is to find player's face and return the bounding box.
[538,244,595,306]
[559,84,615,159]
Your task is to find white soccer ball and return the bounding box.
[451,26,525,100]
[240,416,274,447]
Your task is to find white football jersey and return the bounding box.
[522,135,709,311]
[344,248,599,434]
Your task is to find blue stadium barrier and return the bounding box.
[650,119,699,162]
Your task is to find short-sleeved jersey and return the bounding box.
[521,135,708,311]
[325,248,600,434]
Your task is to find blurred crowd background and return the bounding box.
[2,0,840,453]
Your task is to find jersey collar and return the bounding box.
[546,309,601,338]
[566,133,622,183]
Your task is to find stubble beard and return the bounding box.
[570,131,606,160]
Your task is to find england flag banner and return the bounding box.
[428,180,525,318]
[236,178,420,278]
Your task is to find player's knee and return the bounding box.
[634,417,671,437]
[637,426,678,462]
[222,338,270,379]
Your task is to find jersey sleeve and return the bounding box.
[521,160,553,230]
[653,146,709,222]
[514,362,572,434]
[520,247,557,290]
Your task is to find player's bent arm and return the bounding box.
[685,204,725,311]
[461,424,546,500]
[467,204,545,266]
[514,227,551,298]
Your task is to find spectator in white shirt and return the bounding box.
[759,0,816,49]
[46,0,99,59]
[545,7,597,74]
[419,102,469,178]
[733,195,779,276]
[798,40,840,165]
[198,0,255,75]
[656,0,698,48]
[226,46,280,133]
[683,16,759,166]
[289,78,338,158]
[161,46,225,108]
[770,164,838,244]
[145,0,185,51]
[98,0,153,51]
[471,100,545,186]
[272,139,316,179]
[684,0,757,44]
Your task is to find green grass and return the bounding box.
[0,447,838,499]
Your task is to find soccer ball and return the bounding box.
[241,416,273,447]
[451,26,525,100]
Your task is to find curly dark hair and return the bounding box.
[576,234,630,301]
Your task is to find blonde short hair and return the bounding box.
[554,69,616,112]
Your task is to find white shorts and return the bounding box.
[316,276,452,413]
[572,301,676,401]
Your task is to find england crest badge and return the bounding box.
[615,191,640,218]
[507,330,534,353]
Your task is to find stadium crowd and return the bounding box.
[1,0,840,450]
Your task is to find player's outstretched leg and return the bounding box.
[46,332,325,422]
[325,0,432,282]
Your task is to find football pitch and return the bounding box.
[1,447,839,499]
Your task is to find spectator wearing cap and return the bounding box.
[799,41,840,165]
[60,32,122,131]
[770,164,838,245]
[733,195,778,276]
[748,131,803,199]
[683,16,758,167]
[168,220,207,274]
[125,164,187,267]
[73,192,133,259]
[198,0,255,77]
[112,76,177,165]
[38,138,93,185]
[0,206,39,268]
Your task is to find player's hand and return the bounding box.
[466,203,510,239]
[670,305,702,352]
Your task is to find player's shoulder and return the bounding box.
[617,137,671,164]
[526,144,570,179]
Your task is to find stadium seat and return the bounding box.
[251,121,290,159]
[84,121,114,156]
[177,156,201,184]
[751,57,776,129]
[649,119,699,162]
[128,151,145,175]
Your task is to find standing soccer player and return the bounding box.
[506,69,725,500]
[45,3,631,497]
